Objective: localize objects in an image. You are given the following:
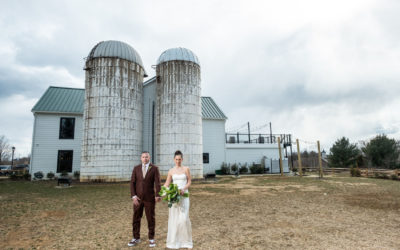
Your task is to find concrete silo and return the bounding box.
[155,47,203,178]
[81,40,146,182]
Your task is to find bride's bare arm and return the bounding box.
[183,167,191,191]
[164,170,172,187]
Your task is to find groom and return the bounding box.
[128,151,161,247]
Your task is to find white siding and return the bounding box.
[143,79,157,161]
[202,119,226,175]
[31,113,82,178]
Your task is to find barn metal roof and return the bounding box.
[31,86,85,114]
[201,97,227,120]
[86,40,145,68]
[157,47,200,65]
[32,87,227,120]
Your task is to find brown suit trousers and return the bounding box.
[130,163,161,239]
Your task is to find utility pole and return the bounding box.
[269,122,272,143]
[247,122,250,143]
[289,135,294,171]
[11,146,15,169]
[284,134,288,157]
[278,137,283,176]
[296,139,303,177]
[317,140,323,178]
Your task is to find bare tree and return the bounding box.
[0,135,10,164]
[16,155,31,165]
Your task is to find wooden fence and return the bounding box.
[298,167,399,177]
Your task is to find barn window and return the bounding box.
[59,117,75,139]
[57,150,73,173]
[203,153,209,164]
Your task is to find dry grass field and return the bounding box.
[1,174,400,249]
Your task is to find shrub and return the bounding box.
[73,171,80,179]
[249,164,264,174]
[220,163,230,175]
[292,167,298,172]
[381,173,389,179]
[10,172,20,180]
[350,167,361,177]
[34,171,44,179]
[23,173,31,180]
[391,174,399,181]
[239,164,248,174]
[47,172,55,179]
[61,171,69,177]
[93,178,105,183]
[231,164,238,173]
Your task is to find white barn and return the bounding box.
[30,84,231,178]
[30,83,289,179]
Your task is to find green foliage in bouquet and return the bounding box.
[159,183,189,208]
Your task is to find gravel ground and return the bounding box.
[1,175,400,249]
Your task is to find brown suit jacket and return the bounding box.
[130,163,161,202]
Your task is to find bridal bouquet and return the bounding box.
[159,184,189,208]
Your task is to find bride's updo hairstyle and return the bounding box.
[174,150,183,158]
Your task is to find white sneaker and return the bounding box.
[128,238,141,247]
[149,239,156,247]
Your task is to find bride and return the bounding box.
[163,150,193,249]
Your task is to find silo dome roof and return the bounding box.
[157,47,200,65]
[87,40,145,68]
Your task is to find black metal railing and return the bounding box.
[225,133,292,145]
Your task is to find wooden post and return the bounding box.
[296,139,303,177]
[247,122,251,143]
[269,122,272,143]
[317,140,323,178]
[356,160,359,176]
[278,137,283,176]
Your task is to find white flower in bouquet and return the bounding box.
[159,184,189,208]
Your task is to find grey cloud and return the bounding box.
[375,125,400,135]
[0,68,46,98]
[2,0,400,156]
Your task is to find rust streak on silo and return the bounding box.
[155,48,203,179]
[81,41,145,182]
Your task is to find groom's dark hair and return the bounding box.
[141,151,150,156]
[174,150,183,157]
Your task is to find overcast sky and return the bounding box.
[1,0,399,157]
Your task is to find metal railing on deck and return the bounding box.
[225,133,292,145]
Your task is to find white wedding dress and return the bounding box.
[166,174,193,249]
